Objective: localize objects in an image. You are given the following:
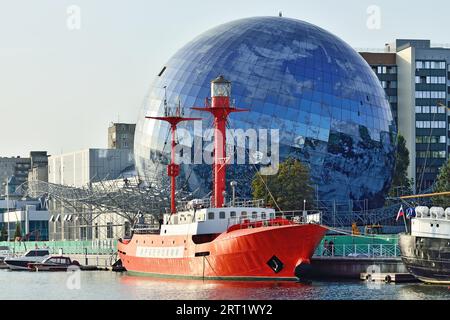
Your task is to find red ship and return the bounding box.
[118,76,327,281]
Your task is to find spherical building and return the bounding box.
[134,16,396,211]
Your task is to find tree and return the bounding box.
[0,224,8,241]
[389,134,412,197]
[252,158,314,211]
[14,223,22,240]
[432,159,450,208]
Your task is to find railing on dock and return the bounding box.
[314,243,400,258]
[0,239,117,256]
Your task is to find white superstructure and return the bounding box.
[411,206,450,240]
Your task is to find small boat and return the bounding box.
[27,256,80,272]
[4,249,50,271]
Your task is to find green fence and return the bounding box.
[322,234,398,245]
[0,240,118,255]
[314,234,400,257]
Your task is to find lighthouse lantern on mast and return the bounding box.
[194,76,248,208]
[211,76,231,97]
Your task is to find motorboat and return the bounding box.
[27,256,80,272]
[4,249,50,271]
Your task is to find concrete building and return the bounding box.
[48,148,134,187]
[361,40,450,192]
[108,123,136,150]
[0,151,48,195]
[0,156,31,189]
[47,148,134,241]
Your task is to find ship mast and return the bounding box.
[146,89,201,214]
[193,76,247,208]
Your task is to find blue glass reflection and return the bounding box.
[134,17,396,210]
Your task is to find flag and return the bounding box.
[406,207,416,219]
[396,205,405,221]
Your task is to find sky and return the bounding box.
[1,0,450,157]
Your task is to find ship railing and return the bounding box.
[227,211,322,231]
[177,198,266,211]
[227,198,265,208]
[131,223,160,235]
[314,244,401,258]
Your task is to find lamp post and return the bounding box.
[3,177,10,242]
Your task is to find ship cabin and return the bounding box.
[160,199,277,238]
[411,206,450,240]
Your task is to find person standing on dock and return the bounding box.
[329,241,335,256]
[323,240,329,256]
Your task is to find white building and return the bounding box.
[48,148,134,187]
[0,200,49,241]
[47,148,135,241]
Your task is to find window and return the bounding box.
[252,212,257,219]
[389,66,397,74]
[416,61,423,69]
[208,212,215,220]
[230,211,236,218]
[241,211,247,218]
[219,211,226,219]
[95,223,99,239]
[107,222,113,239]
[261,213,267,220]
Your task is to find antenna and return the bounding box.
[163,86,168,116]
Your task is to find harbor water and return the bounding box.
[1,270,449,300]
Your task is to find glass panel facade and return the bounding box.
[134,17,396,211]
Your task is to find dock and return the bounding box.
[310,256,408,279]
[360,272,418,283]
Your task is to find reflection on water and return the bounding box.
[0,270,449,300]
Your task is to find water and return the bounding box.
[0,270,449,300]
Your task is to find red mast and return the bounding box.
[193,76,247,208]
[146,95,201,214]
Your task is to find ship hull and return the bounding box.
[118,224,326,281]
[399,233,450,284]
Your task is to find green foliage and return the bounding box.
[14,223,22,239]
[0,224,7,241]
[432,159,450,208]
[389,135,412,197]
[252,158,314,211]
